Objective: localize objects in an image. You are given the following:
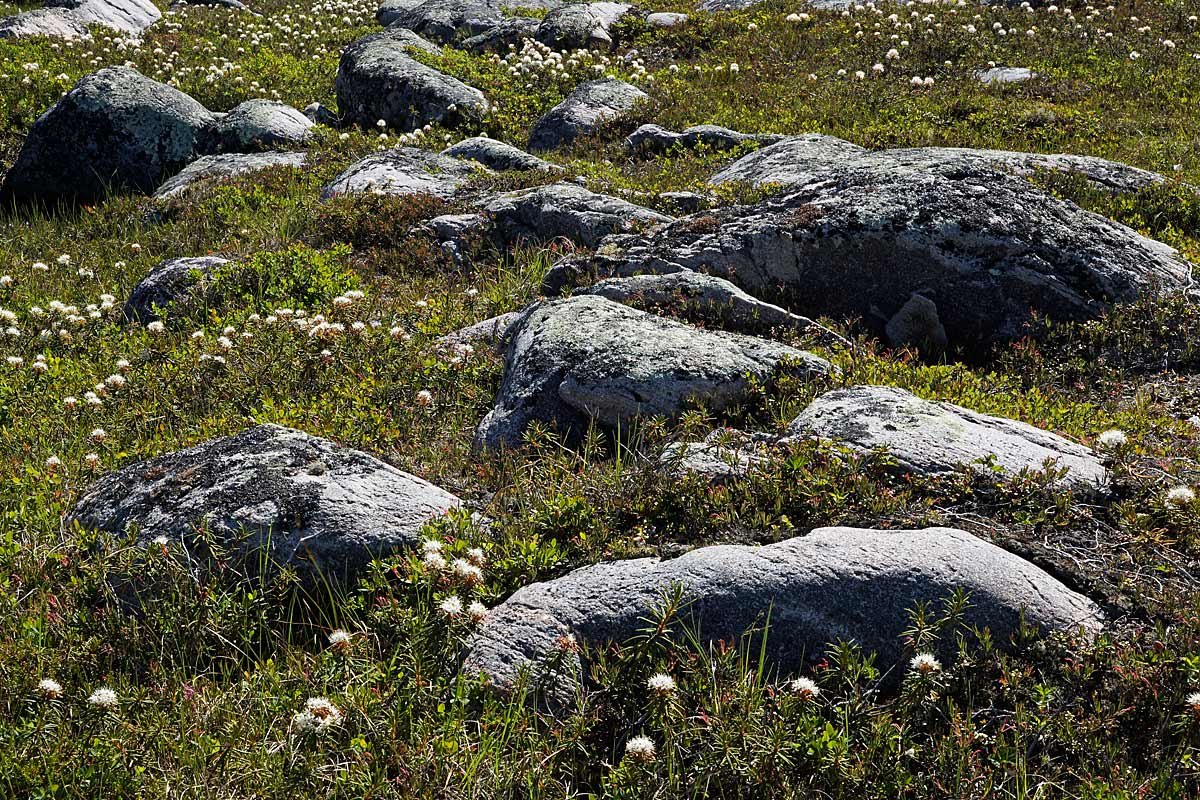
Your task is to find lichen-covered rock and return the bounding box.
[122,256,231,322]
[321,147,486,199]
[0,8,91,39]
[712,135,1177,195]
[460,16,539,53]
[481,182,671,249]
[573,271,846,344]
[567,156,1193,352]
[528,78,647,151]
[626,123,785,154]
[474,295,832,449]
[201,100,314,153]
[46,0,160,33]
[534,2,631,50]
[69,424,463,582]
[152,152,308,199]
[335,29,487,131]
[378,0,545,41]
[785,386,1108,492]
[646,10,686,26]
[1,67,215,204]
[462,526,1103,696]
[442,137,562,172]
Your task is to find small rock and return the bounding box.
[976,67,1036,84]
[122,256,230,323]
[626,123,785,154]
[303,102,340,126]
[436,311,522,350]
[528,78,647,151]
[884,293,948,353]
[646,10,687,26]
[442,137,562,172]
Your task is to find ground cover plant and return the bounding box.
[2,0,1200,795]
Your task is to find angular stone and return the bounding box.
[335,29,487,131]
[570,156,1192,352]
[976,67,1036,84]
[535,2,631,50]
[321,146,486,199]
[573,271,846,344]
[69,424,463,582]
[462,526,1102,696]
[528,78,647,151]
[1,67,215,204]
[46,0,160,34]
[474,295,832,449]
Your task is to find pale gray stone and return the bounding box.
[202,100,314,152]
[123,256,230,322]
[69,424,463,582]
[474,295,832,449]
[442,137,562,172]
[528,78,647,151]
[321,146,487,199]
[153,152,308,199]
[462,526,1103,697]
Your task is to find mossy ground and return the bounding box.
[3,0,1200,796]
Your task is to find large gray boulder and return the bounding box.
[461,16,539,53]
[534,2,631,50]
[712,135,1177,196]
[152,152,308,199]
[474,294,832,449]
[573,271,846,345]
[626,123,785,154]
[462,526,1103,695]
[48,0,161,33]
[785,385,1108,492]
[201,100,314,153]
[528,78,647,151]
[69,424,463,582]
[0,8,91,39]
[562,155,1193,353]
[322,147,486,199]
[481,182,670,249]
[123,256,230,322]
[1,67,216,205]
[377,0,555,41]
[442,137,562,172]
[336,29,487,131]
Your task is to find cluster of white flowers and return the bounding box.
[910,652,942,674]
[647,673,677,696]
[624,735,656,762]
[291,696,344,734]
[424,538,490,623]
[495,39,615,90]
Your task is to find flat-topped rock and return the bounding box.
[0,8,91,39]
[481,182,670,249]
[528,78,647,151]
[69,424,463,582]
[152,152,308,199]
[976,67,1036,84]
[626,123,785,154]
[322,147,486,199]
[474,294,832,449]
[1,67,215,205]
[442,137,562,172]
[201,100,314,152]
[378,0,556,41]
[573,271,845,344]
[785,386,1109,492]
[462,526,1103,697]
[336,29,487,131]
[42,0,160,34]
[123,255,231,322]
[563,155,1193,353]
